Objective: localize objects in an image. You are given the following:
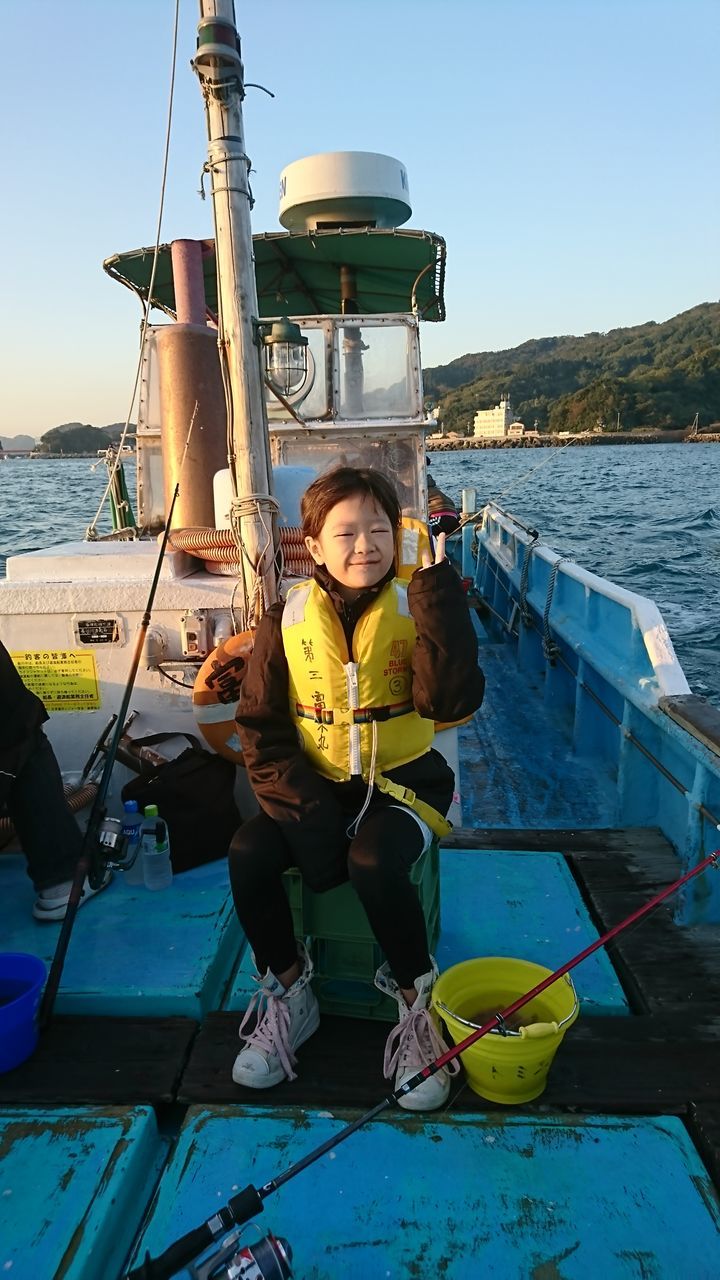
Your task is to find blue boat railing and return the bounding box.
[462,503,720,926]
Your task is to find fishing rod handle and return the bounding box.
[126,1222,226,1280]
[125,1186,263,1279]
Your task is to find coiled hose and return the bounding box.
[168,526,314,578]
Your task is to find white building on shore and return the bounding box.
[473,396,517,438]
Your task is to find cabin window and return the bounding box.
[336,321,417,420]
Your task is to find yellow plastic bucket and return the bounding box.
[432,957,579,1104]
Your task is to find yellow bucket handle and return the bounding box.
[435,976,579,1040]
[518,1020,559,1040]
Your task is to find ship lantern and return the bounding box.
[261,317,308,398]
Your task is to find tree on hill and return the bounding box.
[37,424,112,454]
[424,302,720,435]
[102,423,135,442]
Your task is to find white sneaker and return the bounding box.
[232,942,320,1089]
[32,869,113,921]
[376,958,460,1112]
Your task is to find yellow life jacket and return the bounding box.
[282,577,434,781]
[396,516,432,581]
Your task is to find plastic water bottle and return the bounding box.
[142,805,173,891]
[121,800,145,886]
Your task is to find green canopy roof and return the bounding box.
[103,227,446,322]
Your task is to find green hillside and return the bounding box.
[35,422,133,454]
[424,302,720,435]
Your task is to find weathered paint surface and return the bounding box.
[0,855,242,1017]
[436,849,627,1014]
[225,848,627,1015]
[0,1105,163,1280]
[129,1107,720,1279]
[458,627,619,832]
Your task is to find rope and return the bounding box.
[518,531,540,625]
[230,494,281,627]
[542,556,569,664]
[85,0,181,541]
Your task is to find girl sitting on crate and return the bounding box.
[228,466,485,1109]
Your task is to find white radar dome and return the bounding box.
[278,151,411,232]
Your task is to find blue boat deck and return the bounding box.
[0,855,242,1017]
[1,626,720,1276]
[0,1105,164,1280]
[131,1107,720,1280]
[0,844,626,1020]
[227,847,627,1016]
[3,819,719,1276]
[2,1103,719,1279]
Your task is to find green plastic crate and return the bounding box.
[313,897,441,1021]
[283,840,441,1021]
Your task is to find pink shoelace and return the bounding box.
[238,991,298,1082]
[383,1007,461,1082]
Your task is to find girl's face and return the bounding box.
[305,493,395,599]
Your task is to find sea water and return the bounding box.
[1,446,718,703]
[429,443,719,706]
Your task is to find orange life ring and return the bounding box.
[192,630,254,764]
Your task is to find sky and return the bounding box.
[1,0,718,438]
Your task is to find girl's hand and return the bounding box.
[421,531,446,570]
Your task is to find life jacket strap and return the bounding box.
[375,773,453,838]
[295,700,414,726]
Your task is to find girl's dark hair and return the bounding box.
[301,467,401,539]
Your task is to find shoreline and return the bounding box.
[0,452,135,461]
[427,432,720,450]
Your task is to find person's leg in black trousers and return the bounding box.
[228,812,297,976]
[347,801,457,1112]
[7,729,83,889]
[347,804,430,989]
[228,806,348,1090]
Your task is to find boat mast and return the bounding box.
[192,0,277,616]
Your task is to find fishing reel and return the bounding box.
[188,1230,292,1280]
[88,813,132,886]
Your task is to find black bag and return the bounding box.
[121,735,241,873]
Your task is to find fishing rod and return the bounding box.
[127,843,720,1280]
[40,411,198,1029]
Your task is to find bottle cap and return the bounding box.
[123,799,139,813]
[144,804,159,817]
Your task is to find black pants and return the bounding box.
[228,801,431,989]
[5,729,83,889]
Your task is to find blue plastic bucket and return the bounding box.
[0,953,47,1073]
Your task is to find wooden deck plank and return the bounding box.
[0,1017,197,1105]
[178,1012,720,1114]
[659,693,720,758]
[687,1104,720,1188]
[443,827,675,854]
[570,843,720,1010]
